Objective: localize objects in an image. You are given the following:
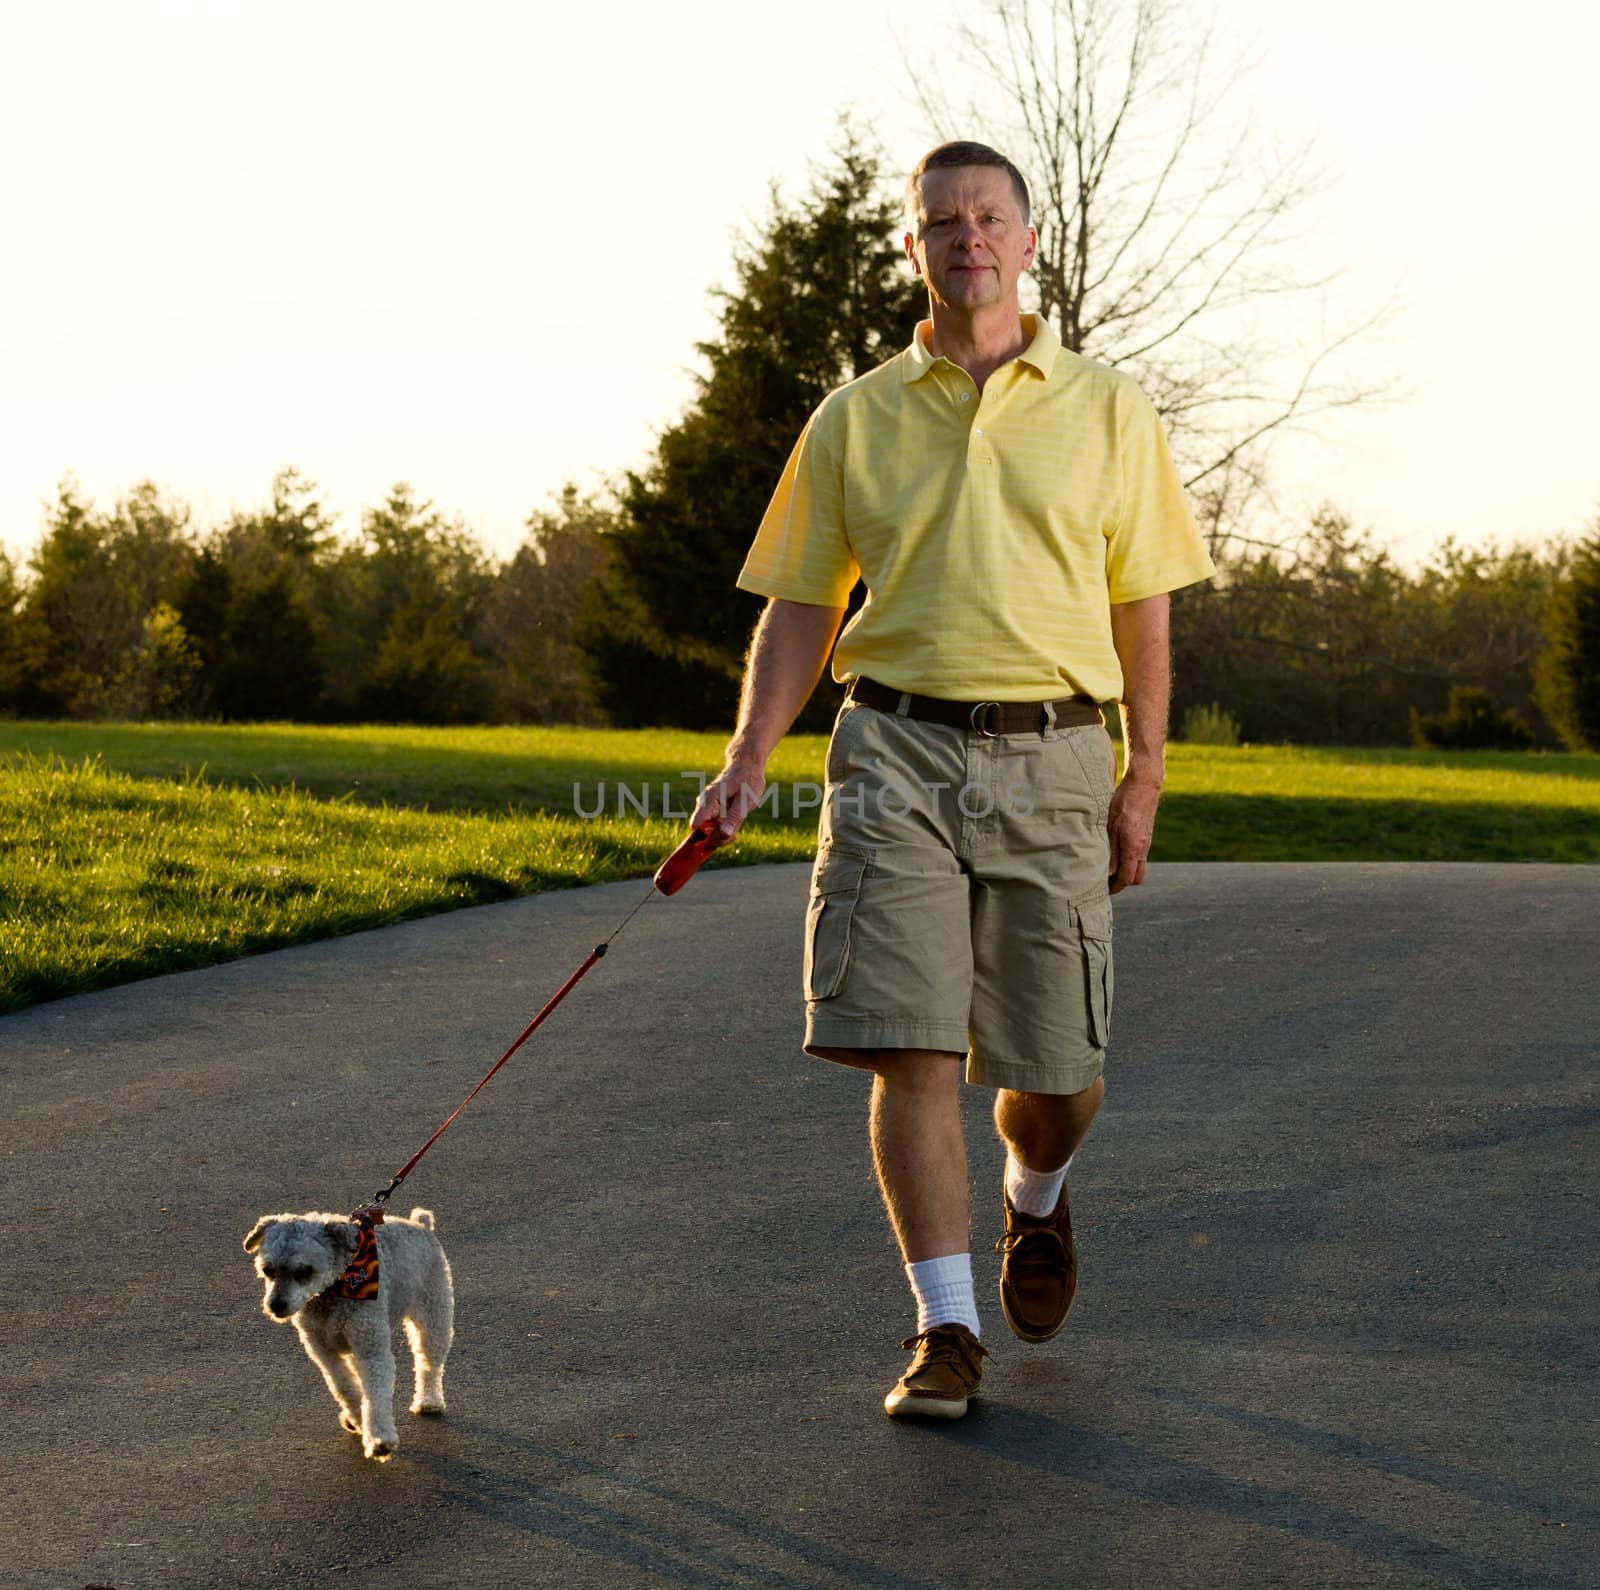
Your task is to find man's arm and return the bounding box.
[692,597,847,841]
[1106,592,1170,895]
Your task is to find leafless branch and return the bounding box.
[897,0,1398,546]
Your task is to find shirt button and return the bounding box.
[960,392,970,401]
[974,428,984,436]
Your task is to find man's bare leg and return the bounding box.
[993,1078,1104,1171]
[813,1045,988,1415]
[814,1045,970,1259]
[867,1050,969,1262]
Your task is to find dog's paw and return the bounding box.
[410,1398,446,1417]
[339,1412,360,1435]
[364,1438,395,1462]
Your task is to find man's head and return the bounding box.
[904,142,1036,320]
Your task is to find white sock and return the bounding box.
[905,1252,980,1337]
[1006,1150,1072,1218]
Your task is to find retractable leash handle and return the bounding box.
[653,819,723,896]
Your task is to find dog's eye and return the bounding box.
[292,1266,315,1283]
[261,1265,278,1279]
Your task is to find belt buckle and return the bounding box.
[969,701,1002,738]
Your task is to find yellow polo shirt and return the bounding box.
[735,313,1216,702]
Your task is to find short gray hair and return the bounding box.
[906,141,1031,228]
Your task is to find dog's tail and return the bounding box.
[408,1207,437,1231]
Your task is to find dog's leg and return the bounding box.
[405,1253,454,1416]
[347,1321,401,1461]
[298,1332,363,1436]
[329,1353,367,1435]
[404,1312,450,1416]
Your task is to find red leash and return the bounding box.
[368,822,721,1207]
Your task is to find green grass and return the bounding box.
[1154,743,1600,863]
[0,720,803,813]
[1,721,1595,1015]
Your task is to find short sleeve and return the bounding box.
[1106,381,1217,603]
[735,403,859,607]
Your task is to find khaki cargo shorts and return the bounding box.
[803,698,1117,1095]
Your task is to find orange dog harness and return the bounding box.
[326,1206,383,1301]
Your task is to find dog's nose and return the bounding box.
[268,1297,291,1317]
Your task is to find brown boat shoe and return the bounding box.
[996,1179,1078,1342]
[883,1323,991,1420]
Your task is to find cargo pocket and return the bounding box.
[803,845,870,1001]
[1076,896,1115,1048]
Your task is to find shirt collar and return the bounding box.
[902,313,1060,383]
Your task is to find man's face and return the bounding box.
[905,165,1037,315]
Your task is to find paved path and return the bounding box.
[3,864,1596,1589]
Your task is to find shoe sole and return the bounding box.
[998,1290,1072,1343]
[883,1388,971,1419]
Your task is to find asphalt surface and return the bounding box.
[3,862,1597,1590]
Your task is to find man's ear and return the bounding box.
[1022,226,1038,271]
[904,232,922,276]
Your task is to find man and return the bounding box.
[691,141,1215,1419]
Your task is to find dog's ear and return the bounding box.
[243,1218,276,1254]
[324,1219,360,1255]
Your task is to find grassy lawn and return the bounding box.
[2,720,1595,1014]
[1155,743,1600,863]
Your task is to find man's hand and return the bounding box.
[1107,592,1172,896]
[1106,766,1162,895]
[690,757,768,845]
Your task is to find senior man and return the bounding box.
[692,140,1216,1419]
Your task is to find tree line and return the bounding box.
[2,122,1596,748]
[3,458,1593,751]
[0,471,610,726]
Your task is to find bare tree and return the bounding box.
[900,0,1404,551]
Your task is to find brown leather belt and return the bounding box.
[848,676,1102,737]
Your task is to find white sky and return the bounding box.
[2,0,1596,570]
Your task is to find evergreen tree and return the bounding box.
[175,469,333,719]
[1534,514,1600,750]
[320,483,494,722]
[173,546,233,688]
[0,549,23,711]
[211,570,324,720]
[16,478,195,717]
[576,121,922,728]
[212,466,336,604]
[485,484,614,723]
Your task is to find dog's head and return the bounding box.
[243,1214,360,1321]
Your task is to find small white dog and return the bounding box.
[244,1205,454,1462]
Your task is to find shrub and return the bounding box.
[1409,686,1535,751]
[1180,702,1242,746]
[1532,524,1600,751]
